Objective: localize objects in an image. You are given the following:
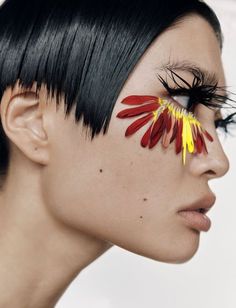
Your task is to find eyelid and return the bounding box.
[171,94,190,110]
[166,94,189,110]
[161,89,195,112]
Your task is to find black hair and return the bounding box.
[0,0,223,182]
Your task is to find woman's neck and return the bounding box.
[0,188,112,308]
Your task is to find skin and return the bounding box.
[0,13,230,308]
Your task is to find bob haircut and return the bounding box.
[0,0,223,182]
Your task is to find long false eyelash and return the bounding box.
[215,111,236,133]
[156,67,236,131]
[156,67,236,109]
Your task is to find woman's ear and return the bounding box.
[0,88,50,166]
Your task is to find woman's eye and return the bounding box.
[171,94,190,109]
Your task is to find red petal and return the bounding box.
[161,109,169,135]
[203,129,214,142]
[175,119,183,154]
[149,116,166,149]
[196,128,203,153]
[191,124,197,142]
[200,133,208,154]
[149,130,163,149]
[141,122,154,147]
[116,102,159,118]
[196,137,202,154]
[162,108,169,123]
[166,114,172,133]
[162,130,169,148]
[125,113,153,136]
[121,95,158,105]
[150,113,164,139]
[170,121,177,144]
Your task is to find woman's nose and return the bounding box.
[188,131,230,179]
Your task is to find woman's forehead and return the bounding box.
[131,14,225,87]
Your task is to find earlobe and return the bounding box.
[0,90,50,166]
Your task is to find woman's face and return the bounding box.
[42,14,229,263]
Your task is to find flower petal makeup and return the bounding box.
[116,95,214,165]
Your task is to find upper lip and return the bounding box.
[178,193,216,214]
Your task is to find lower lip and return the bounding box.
[178,210,211,232]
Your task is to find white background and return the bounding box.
[0,0,235,307]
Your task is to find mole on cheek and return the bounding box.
[99,169,103,173]
[140,215,143,219]
[143,198,147,201]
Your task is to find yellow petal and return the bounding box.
[182,116,187,165]
[186,118,194,153]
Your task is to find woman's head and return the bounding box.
[0,0,232,264]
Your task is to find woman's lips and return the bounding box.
[178,210,211,232]
[177,193,216,232]
[178,193,216,213]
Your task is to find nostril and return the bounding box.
[206,170,216,176]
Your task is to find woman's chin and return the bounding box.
[151,233,200,264]
[146,245,200,264]
[121,229,201,265]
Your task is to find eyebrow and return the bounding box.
[155,59,229,103]
[156,59,220,84]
